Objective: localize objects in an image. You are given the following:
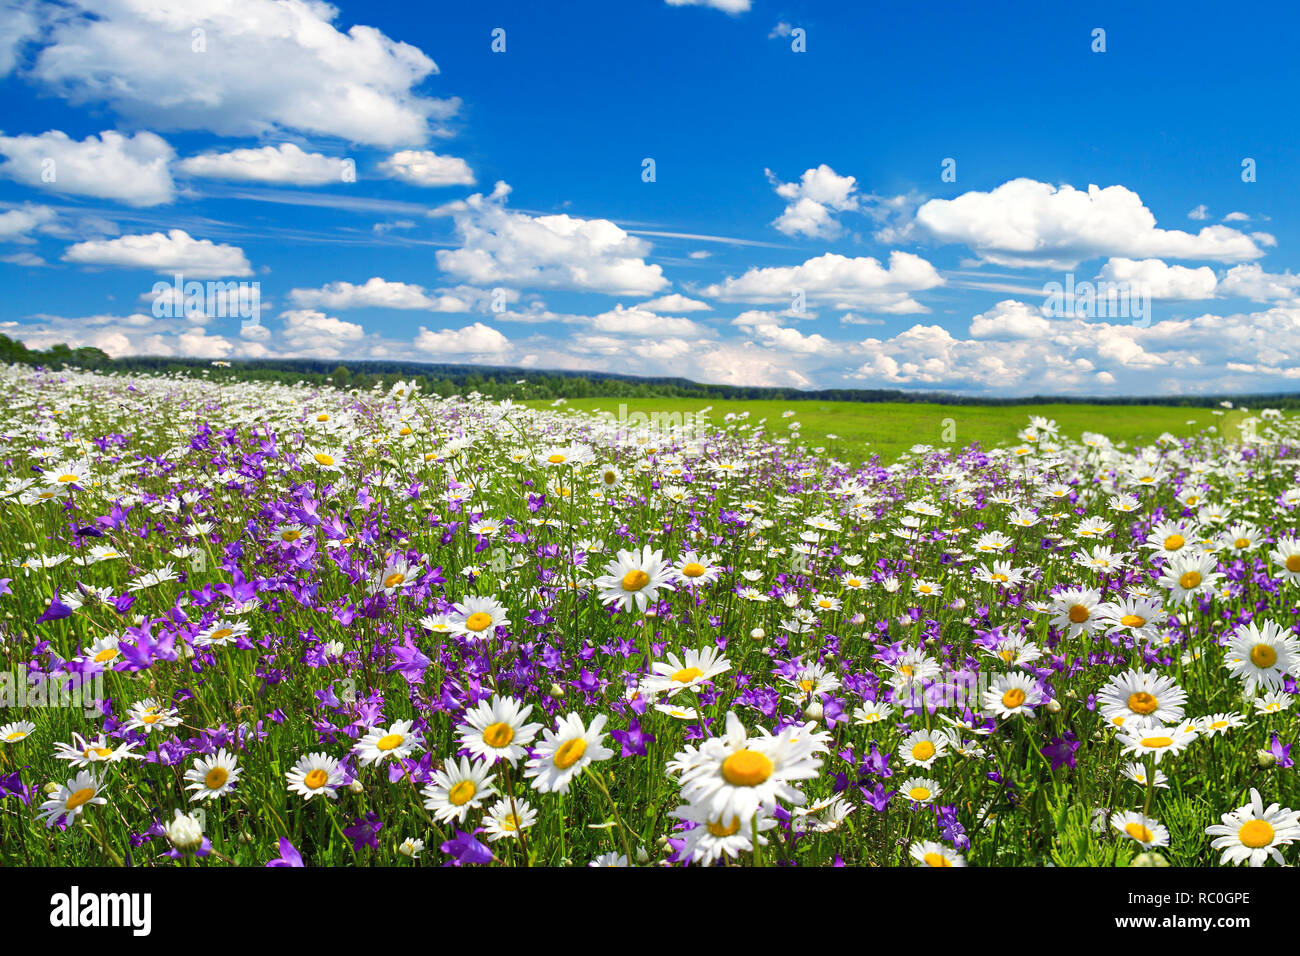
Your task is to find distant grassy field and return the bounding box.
[529,397,1255,463]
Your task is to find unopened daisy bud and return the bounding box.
[849,613,866,626]
[1131,851,1169,867]
[348,779,364,794]
[1257,749,1277,768]
[238,830,253,844]
[44,782,60,795]
[636,845,650,864]
[657,834,672,854]
[1045,698,1061,714]
[950,597,966,610]
[750,627,765,641]
[165,809,204,852]
[549,682,565,699]
[803,701,824,721]
[644,608,658,618]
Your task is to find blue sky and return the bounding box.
[2,0,1298,395]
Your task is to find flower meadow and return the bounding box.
[3,364,1300,869]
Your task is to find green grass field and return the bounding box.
[531,398,1252,462]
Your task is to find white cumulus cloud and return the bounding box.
[702,250,942,312]
[0,129,174,206]
[178,143,353,186]
[62,229,252,277]
[916,178,1267,268]
[1097,257,1218,300]
[28,0,456,146]
[379,150,475,187]
[414,322,511,356]
[766,164,860,239]
[435,183,667,295]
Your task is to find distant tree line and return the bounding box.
[6,346,1300,408]
[0,333,113,369]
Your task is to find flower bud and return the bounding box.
[803,701,824,721]
[1131,852,1169,868]
[164,809,204,853]
[750,627,765,641]
[1257,749,1277,768]
[549,682,565,699]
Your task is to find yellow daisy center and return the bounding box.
[303,768,329,790]
[448,780,477,806]
[483,722,514,748]
[681,562,706,578]
[909,786,931,801]
[1286,555,1300,573]
[1235,538,1250,549]
[1179,571,1202,590]
[464,612,493,632]
[1238,820,1274,849]
[383,572,406,588]
[1120,614,1146,628]
[708,816,742,837]
[375,734,403,752]
[1139,736,1173,749]
[209,628,233,642]
[911,741,936,762]
[1127,692,1159,715]
[671,667,704,684]
[1250,643,1278,669]
[547,454,566,464]
[552,738,587,770]
[1164,534,1185,551]
[1125,822,1155,843]
[314,453,335,466]
[922,851,950,867]
[1068,604,1090,623]
[66,787,96,810]
[205,767,229,789]
[280,530,300,542]
[93,648,118,663]
[621,569,650,592]
[721,749,774,787]
[1001,688,1026,709]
